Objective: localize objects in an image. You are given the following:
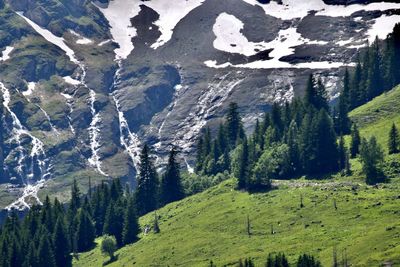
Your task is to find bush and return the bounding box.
[101,235,117,261]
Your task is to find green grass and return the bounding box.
[350,85,400,151]
[73,86,400,267]
[74,178,400,267]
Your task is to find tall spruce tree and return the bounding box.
[360,136,385,184]
[74,209,95,252]
[160,147,184,205]
[226,102,244,147]
[337,68,351,134]
[135,144,159,216]
[37,229,56,267]
[53,218,71,267]
[388,123,399,154]
[236,138,249,189]
[350,124,361,158]
[103,200,124,247]
[122,197,140,245]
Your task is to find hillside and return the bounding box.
[350,84,400,152]
[2,0,400,209]
[74,88,400,266]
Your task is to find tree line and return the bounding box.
[0,142,186,267]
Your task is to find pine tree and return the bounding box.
[388,123,399,154]
[74,209,95,252]
[122,197,140,245]
[135,144,159,216]
[287,120,301,176]
[350,53,362,108]
[367,37,383,99]
[237,138,249,189]
[69,179,81,213]
[338,136,346,171]
[304,74,329,111]
[153,212,160,233]
[226,102,244,147]
[297,254,322,267]
[37,230,56,267]
[360,136,385,184]
[160,147,184,205]
[103,201,124,247]
[336,68,351,134]
[350,124,361,158]
[53,218,71,267]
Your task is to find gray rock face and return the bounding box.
[0,0,400,208]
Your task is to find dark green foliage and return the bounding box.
[74,209,95,252]
[103,201,124,247]
[160,147,184,205]
[304,74,329,111]
[135,144,159,216]
[226,102,244,147]
[122,197,140,245]
[101,235,117,261]
[265,253,289,267]
[153,213,160,234]
[360,136,386,184]
[350,124,361,158]
[336,68,351,134]
[388,123,399,154]
[53,218,71,267]
[0,178,142,267]
[236,138,249,189]
[297,254,322,267]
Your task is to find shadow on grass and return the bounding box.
[103,254,119,266]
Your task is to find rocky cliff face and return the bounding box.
[1,0,400,209]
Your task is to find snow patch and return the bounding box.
[63,76,81,85]
[16,12,78,64]
[23,82,36,97]
[0,46,14,61]
[94,0,141,59]
[69,30,93,45]
[367,14,400,43]
[98,39,112,46]
[146,0,206,49]
[240,0,400,20]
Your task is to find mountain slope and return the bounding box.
[74,88,400,266]
[2,0,400,209]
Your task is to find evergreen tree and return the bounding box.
[236,138,249,189]
[160,147,184,205]
[336,68,351,134]
[350,53,362,108]
[226,102,244,147]
[37,230,56,267]
[360,136,385,184]
[69,179,81,213]
[304,74,329,111]
[350,124,361,158]
[297,254,322,267]
[74,209,95,252]
[53,218,71,267]
[153,212,160,234]
[135,144,159,216]
[103,201,124,247]
[388,123,399,154]
[122,197,140,245]
[367,37,383,99]
[338,136,346,171]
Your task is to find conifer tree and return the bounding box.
[350,54,362,108]
[103,201,124,247]
[360,136,385,184]
[161,147,184,205]
[135,144,159,216]
[236,138,249,189]
[226,102,244,147]
[388,123,399,154]
[153,212,160,233]
[53,217,71,267]
[338,136,346,171]
[37,230,56,267]
[74,209,95,252]
[367,37,383,99]
[350,124,361,158]
[69,179,81,213]
[122,197,140,245]
[337,68,351,134]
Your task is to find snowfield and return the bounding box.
[0,46,14,61]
